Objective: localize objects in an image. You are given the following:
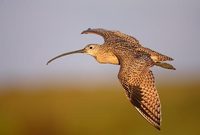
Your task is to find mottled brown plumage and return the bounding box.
[47,28,175,130]
[81,28,141,47]
[82,28,175,69]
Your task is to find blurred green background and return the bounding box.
[1,0,200,135]
[0,81,200,135]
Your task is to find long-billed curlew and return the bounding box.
[47,28,175,130]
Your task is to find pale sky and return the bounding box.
[0,0,200,83]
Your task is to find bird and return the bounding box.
[47,28,175,130]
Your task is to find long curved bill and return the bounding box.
[46,49,84,65]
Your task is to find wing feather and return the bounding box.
[81,28,141,47]
[118,54,161,130]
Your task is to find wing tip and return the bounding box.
[81,28,92,34]
[135,107,161,131]
[153,122,161,131]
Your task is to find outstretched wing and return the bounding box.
[118,54,161,130]
[81,28,141,47]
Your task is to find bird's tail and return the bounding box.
[155,62,176,70]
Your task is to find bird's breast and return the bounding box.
[96,52,119,65]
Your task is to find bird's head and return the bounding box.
[46,44,100,65]
[83,44,100,56]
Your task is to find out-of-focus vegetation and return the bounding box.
[0,81,200,135]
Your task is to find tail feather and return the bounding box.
[157,54,173,62]
[155,62,176,70]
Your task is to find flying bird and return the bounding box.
[47,28,175,130]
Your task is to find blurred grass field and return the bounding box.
[0,81,200,135]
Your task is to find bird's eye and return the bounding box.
[89,46,93,49]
